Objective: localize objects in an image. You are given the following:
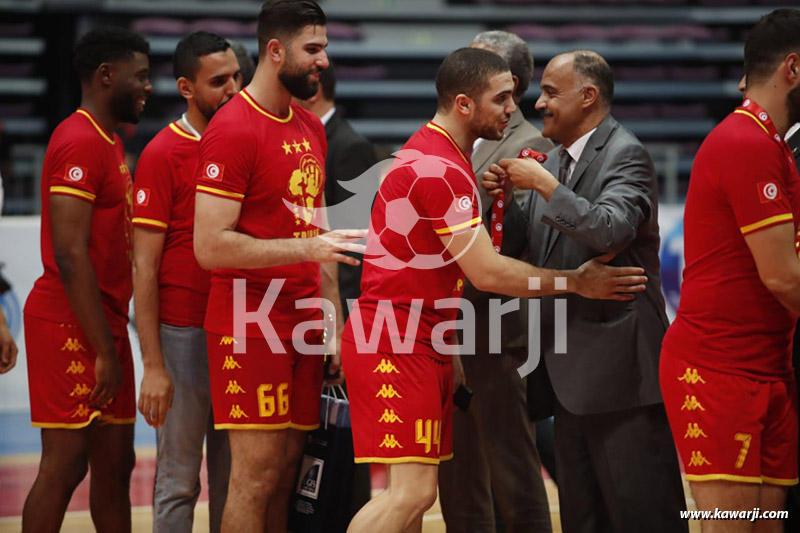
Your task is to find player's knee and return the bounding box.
[394,480,437,516]
[230,466,281,501]
[41,452,89,493]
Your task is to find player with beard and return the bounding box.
[132,31,240,533]
[22,27,151,532]
[660,8,800,529]
[342,47,649,533]
[193,1,364,531]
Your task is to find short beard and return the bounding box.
[111,89,140,124]
[279,69,318,100]
[787,84,800,127]
[196,96,228,123]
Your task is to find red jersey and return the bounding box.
[196,91,327,339]
[663,99,800,380]
[25,108,133,337]
[133,120,210,327]
[342,122,482,360]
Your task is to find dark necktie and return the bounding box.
[558,148,572,184]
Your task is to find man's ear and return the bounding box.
[511,74,520,96]
[97,63,113,88]
[176,77,194,101]
[454,93,474,116]
[785,52,800,83]
[266,38,284,64]
[581,85,599,109]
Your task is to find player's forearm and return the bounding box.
[195,228,314,270]
[320,262,344,339]
[762,271,800,316]
[132,263,165,369]
[472,254,574,298]
[55,251,117,358]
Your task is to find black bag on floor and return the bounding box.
[289,387,354,533]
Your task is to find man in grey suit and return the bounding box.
[438,30,554,533]
[486,50,687,532]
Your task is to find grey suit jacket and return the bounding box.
[505,115,669,417]
[462,108,553,354]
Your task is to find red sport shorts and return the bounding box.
[206,333,324,430]
[24,314,135,428]
[660,350,798,486]
[341,343,454,465]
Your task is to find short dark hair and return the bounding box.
[571,51,614,109]
[173,31,230,81]
[472,31,533,98]
[744,8,800,86]
[435,47,510,112]
[319,62,335,101]
[257,0,326,57]
[228,39,256,86]
[73,27,150,83]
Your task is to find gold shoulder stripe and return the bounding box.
[76,109,115,145]
[733,110,770,136]
[169,122,199,141]
[740,213,793,235]
[196,185,245,200]
[241,91,293,123]
[434,217,482,235]
[132,217,168,229]
[50,186,96,202]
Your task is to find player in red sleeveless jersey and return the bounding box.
[343,47,649,533]
[132,31,240,533]
[21,27,151,532]
[192,2,364,531]
[660,8,800,525]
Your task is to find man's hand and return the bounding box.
[90,351,123,409]
[481,165,512,199]
[572,253,647,301]
[138,364,174,428]
[0,310,17,374]
[497,158,559,200]
[312,229,368,266]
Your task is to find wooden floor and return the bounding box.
[0,478,702,532]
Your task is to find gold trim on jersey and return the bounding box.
[76,109,115,145]
[169,122,200,141]
[241,90,293,123]
[733,109,770,136]
[196,185,245,200]
[425,122,469,165]
[50,186,96,202]
[740,213,793,235]
[132,217,168,229]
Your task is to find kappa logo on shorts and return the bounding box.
[135,188,150,206]
[61,338,87,352]
[453,279,464,292]
[677,368,706,384]
[229,405,249,419]
[375,384,402,399]
[222,356,242,370]
[64,163,88,184]
[219,336,238,346]
[69,383,92,397]
[684,423,708,439]
[379,409,403,424]
[688,451,712,467]
[204,161,224,181]
[379,434,403,449]
[71,405,91,418]
[757,181,782,203]
[66,360,86,374]
[681,395,706,411]
[225,380,246,394]
[373,359,399,374]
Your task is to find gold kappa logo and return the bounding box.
[225,380,246,394]
[71,404,91,418]
[688,451,712,467]
[66,360,86,374]
[680,395,706,411]
[222,356,242,370]
[379,434,403,449]
[684,423,708,439]
[61,338,87,352]
[229,405,249,419]
[373,359,399,374]
[376,384,402,399]
[69,383,92,397]
[219,336,238,346]
[287,153,323,225]
[678,368,706,384]
[378,409,403,424]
